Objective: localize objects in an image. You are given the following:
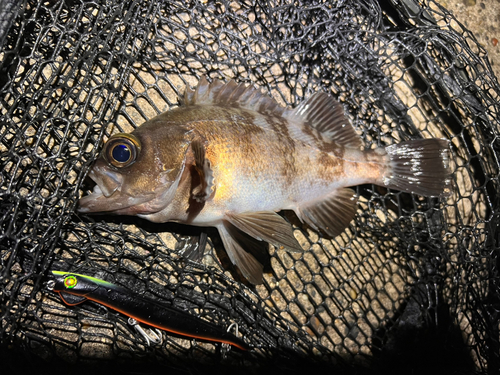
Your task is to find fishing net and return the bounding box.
[1,0,499,373]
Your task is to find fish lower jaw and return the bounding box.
[78,193,103,213]
[78,189,150,214]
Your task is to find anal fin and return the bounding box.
[296,188,357,238]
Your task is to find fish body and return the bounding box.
[80,76,451,284]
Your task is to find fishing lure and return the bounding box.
[49,270,250,350]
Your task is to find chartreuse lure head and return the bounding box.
[50,270,115,294]
[50,270,117,306]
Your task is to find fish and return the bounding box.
[50,270,250,350]
[79,76,451,284]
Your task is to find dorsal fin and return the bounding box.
[288,92,362,148]
[182,76,286,116]
[183,77,361,148]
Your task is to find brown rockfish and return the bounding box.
[79,76,451,284]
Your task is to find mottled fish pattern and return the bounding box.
[79,76,451,284]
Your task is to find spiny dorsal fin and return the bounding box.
[183,76,286,116]
[288,92,362,148]
[184,77,361,148]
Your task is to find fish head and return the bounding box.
[79,123,190,216]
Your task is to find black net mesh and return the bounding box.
[1,0,499,373]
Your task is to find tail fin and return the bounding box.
[384,139,451,196]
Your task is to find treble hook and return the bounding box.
[128,318,163,346]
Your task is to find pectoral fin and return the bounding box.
[217,222,265,284]
[190,139,215,202]
[225,211,303,252]
[296,188,357,238]
[176,232,208,263]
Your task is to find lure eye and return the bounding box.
[104,133,141,168]
[64,275,77,289]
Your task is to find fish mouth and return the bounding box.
[78,166,153,214]
[78,183,116,213]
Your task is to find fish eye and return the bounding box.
[112,143,131,163]
[104,134,141,168]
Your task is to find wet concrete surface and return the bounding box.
[437,0,500,81]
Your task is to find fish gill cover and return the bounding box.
[0,0,499,374]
